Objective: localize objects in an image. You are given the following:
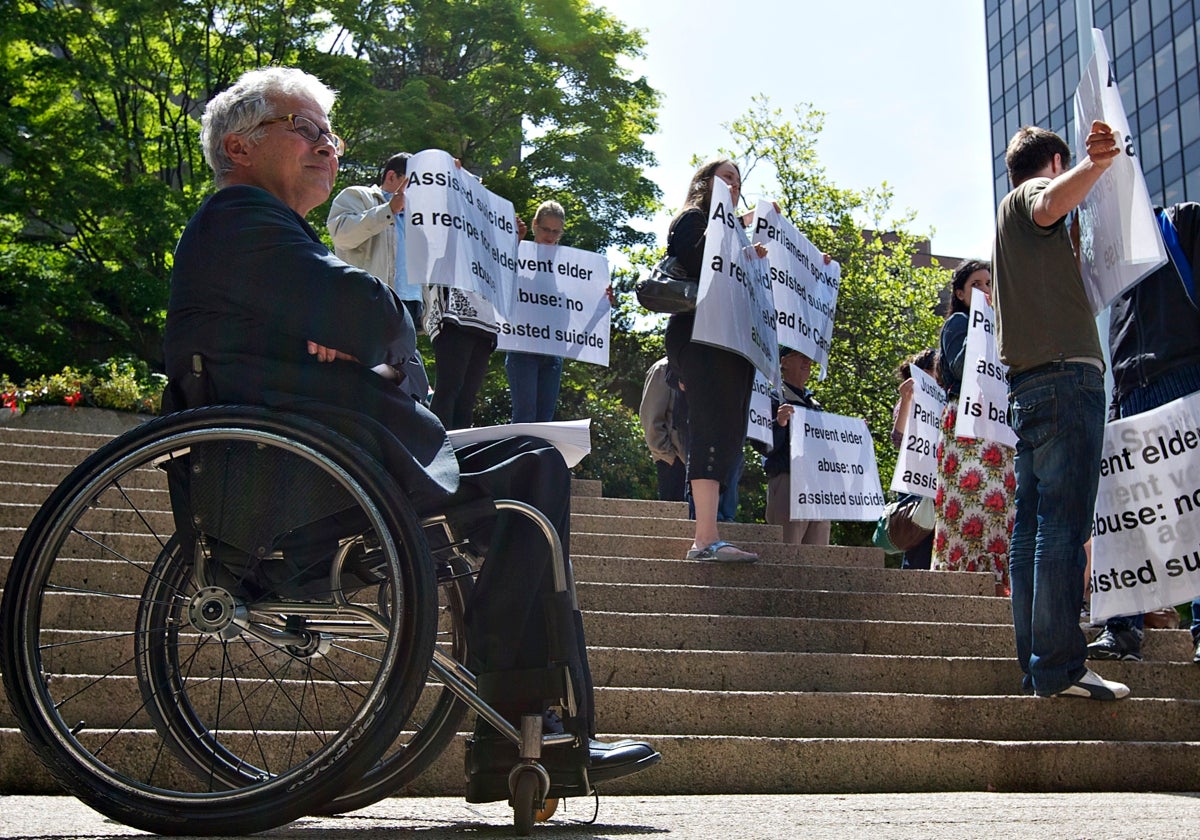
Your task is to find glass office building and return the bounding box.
[985,0,1200,206]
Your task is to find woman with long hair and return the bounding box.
[665,158,761,562]
[932,259,1015,595]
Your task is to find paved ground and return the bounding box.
[3,792,1200,839]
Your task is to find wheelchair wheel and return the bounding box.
[315,550,473,814]
[0,407,437,835]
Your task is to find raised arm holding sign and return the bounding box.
[1073,29,1167,314]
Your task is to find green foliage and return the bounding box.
[1,0,661,381]
[714,96,948,539]
[313,0,664,254]
[2,355,166,415]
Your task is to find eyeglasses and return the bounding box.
[257,114,346,156]
[534,224,564,238]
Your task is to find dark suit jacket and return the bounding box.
[164,185,459,511]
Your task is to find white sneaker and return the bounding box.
[1047,668,1130,700]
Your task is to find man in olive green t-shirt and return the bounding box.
[991,121,1128,701]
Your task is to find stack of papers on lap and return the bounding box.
[446,419,592,467]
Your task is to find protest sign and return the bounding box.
[691,178,779,381]
[495,242,610,366]
[746,371,774,449]
[788,408,885,521]
[1073,29,1167,314]
[403,149,519,317]
[749,202,840,371]
[891,365,945,498]
[954,289,1018,448]
[1090,389,1200,622]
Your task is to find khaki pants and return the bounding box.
[766,473,831,546]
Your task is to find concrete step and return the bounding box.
[572,532,883,567]
[589,687,1200,740]
[7,728,1199,797]
[575,581,1012,624]
[571,511,785,542]
[573,555,994,595]
[572,495,689,518]
[5,686,1196,775]
[582,610,1195,661]
[4,416,1199,799]
[584,647,1200,696]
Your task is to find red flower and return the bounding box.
[934,530,949,552]
[981,444,1004,468]
[2,392,18,413]
[987,535,1009,556]
[958,468,984,493]
[935,484,945,507]
[960,514,985,540]
[64,390,82,408]
[1006,514,1016,535]
[942,405,957,432]
[1003,470,1016,493]
[944,452,960,476]
[983,488,1008,513]
[947,543,966,566]
[945,497,963,522]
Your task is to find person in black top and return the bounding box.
[664,158,765,563]
[1088,202,1200,665]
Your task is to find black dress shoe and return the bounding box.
[586,738,661,783]
[465,735,660,803]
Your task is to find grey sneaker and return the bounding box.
[1086,626,1144,662]
[1043,668,1130,700]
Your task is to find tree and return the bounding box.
[721,96,948,539]
[0,0,660,380]
[319,0,661,254]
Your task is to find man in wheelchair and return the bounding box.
[162,66,659,801]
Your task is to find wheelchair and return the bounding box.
[0,404,588,836]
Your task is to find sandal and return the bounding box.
[685,540,758,563]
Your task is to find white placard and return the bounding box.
[691,178,779,381]
[1090,389,1200,622]
[954,289,1018,447]
[749,202,840,371]
[788,408,885,521]
[746,370,774,449]
[495,241,610,366]
[403,149,520,317]
[1073,28,1167,314]
[890,365,945,498]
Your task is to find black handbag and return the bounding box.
[635,255,698,314]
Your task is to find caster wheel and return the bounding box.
[512,770,540,836]
[535,797,559,822]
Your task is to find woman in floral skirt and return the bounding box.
[933,259,1015,596]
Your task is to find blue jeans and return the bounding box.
[1008,362,1105,695]
[505,352,563,423]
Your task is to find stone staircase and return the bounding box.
[2,413,1199,799]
